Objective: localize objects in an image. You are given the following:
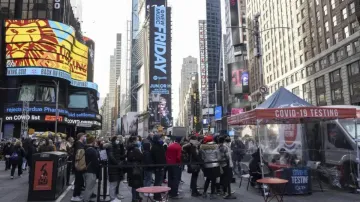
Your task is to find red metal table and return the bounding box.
[136,186,171,202]
[257,178,288,202]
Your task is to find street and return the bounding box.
[0,161,359,202]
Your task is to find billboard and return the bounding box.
[5,19,89,81]
[199,20,208,106]
[227,61,249,94]
[229,0,241,46]
[83,36,95,82]
[148,6,172,127]
[215,106,222,121]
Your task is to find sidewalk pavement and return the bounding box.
[0,160,359,202]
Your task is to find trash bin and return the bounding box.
[28,151,68,201]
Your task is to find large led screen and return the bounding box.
[5,19,89,81]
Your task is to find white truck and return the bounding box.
[166,127,187,137]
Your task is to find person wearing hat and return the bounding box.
[166,136,183,199]
[200,135,221,199]
[71,133,86,202]
[83,135,100,202]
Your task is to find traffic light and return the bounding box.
[194,116,198,124]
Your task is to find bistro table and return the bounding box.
[136,186,171,202]
[257,177,288,202]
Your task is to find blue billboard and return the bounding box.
[215,106,222,121]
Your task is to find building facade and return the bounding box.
[180,56,198,113]
[247,0,360,107]
[0,0,101,138]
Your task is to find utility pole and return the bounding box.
[53,80,59,135]
[21,101,29,138]
[253,13,264,102]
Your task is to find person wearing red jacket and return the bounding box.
[166,137,183,199]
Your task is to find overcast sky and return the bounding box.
[81,0,224,119]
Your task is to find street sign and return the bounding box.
[259,85,268,94]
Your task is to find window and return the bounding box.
[342,8,348,20]
[316,92,326,104]
[323,5,328,15]
[303,82,312,103]
[304,37,308,46]
[334,33,339,43]
[292,87,300,96]
[306,65,314,76]
[331,88,342,100]
[344,26,349,38]
[351,21,359,33]
[298,27,301,36]
[36,86,55,102]
[315,0,319,5]
[327,123,353,149]
[336,48,345,61]
[330,69,341,83]
[329,53,336,64]
[325,21,329,32]
[302,23,306,32]
[350,2,355,14]
[315,61,320,71]
[297,13,301,22]
[355,40,360,52]
[348,61,360,76]
[350,81,360,95]
[315,76,325,88]
[326,37,331,48]
[68,92,89,108]
[321,58,328,69]
[331,0,335,9]
[333,16,337,26]
[347,44,354,56]
[318,27,322,36]
[19,85,36,101]
[316,11,320,21]
[299,40,303,50]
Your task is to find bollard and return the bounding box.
[96,164,102,202]
[66,161,71,186]
[102,161,108,201]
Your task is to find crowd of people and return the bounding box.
[0,132,250,202]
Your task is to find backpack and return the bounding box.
[10,150,19,161]
[75,148,87,171]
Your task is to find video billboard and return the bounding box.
[5,19,89,81]
[149,6,172,127]
[227,61,249,94]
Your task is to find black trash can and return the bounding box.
[28,151,68,201]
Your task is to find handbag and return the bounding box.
[188,154,200,173]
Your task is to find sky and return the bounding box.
[81,0,223,119]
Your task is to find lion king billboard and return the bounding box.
[5,19,88,81]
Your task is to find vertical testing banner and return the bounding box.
[149,5,172,127]
[199,21,208,106]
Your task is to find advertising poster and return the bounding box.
[229,0,240,45]
[33,161,53,191]
[198,20,208,106]
[123,112,138,135]
[215,106,222,121]
[227,61,249,94]
[231,108,243,115]
[5,19,89,81]
[149,6,172,127]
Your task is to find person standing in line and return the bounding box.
[162,136,168,184]
[71,133,86,202]
[107,136,124,202]
[231,134,245,176]
[166,136,183,199]
[3,141,12,170]
[115,136,126,199]
[142,140,153,190]
[9,140,26,179]
[26,139,37,182]
[183,135,202,197]
[82,135,100,202]
[219,136,236,199]
[150,135,167,201]
[127,136,143,202]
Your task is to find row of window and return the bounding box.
[268,39,360,90]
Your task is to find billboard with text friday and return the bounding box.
[149,5,172,127]
[5,19,88,81]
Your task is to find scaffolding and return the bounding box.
[21,101,29,138]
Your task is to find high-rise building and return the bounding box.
[247,0,360,107]
[205,0,222,105]
[180,56,198,110]
[70,0,83,22]
[109,54,116,108]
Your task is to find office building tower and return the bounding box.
[205,0,222,105]
[247,0,360,106]
[180,56,198,113]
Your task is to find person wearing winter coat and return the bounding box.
[150,135,167,201]
[218,136,236,199]
[200,135,221,199]
[107,136,125,202]
[9,140,26,179]
[249,148,263,187]
[231,135,246,175]
[127,136,143,202]
[183,135,202,196]
[3,141,12,170]
[142,141,153,187]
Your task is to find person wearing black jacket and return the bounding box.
[183,135,202,196]
[71,133,86,202]
[127,136,143,202]
[150,135,167,201]
[9,140,26,179]
[3,141,12,170]
[26,139,37,183]
[83,135,100,202]
[142,141,153,188]
[107,136,125,202]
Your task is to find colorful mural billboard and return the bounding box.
[5,19,88,81]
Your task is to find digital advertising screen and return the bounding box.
[5,19,89,81]
[83,36,95,82]
[148,6,172,128]
[227,61,249,94]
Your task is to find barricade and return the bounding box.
[95,160,228,202]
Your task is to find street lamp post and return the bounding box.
[52,80,59,135]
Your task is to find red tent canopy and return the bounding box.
[228,106,357,125]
